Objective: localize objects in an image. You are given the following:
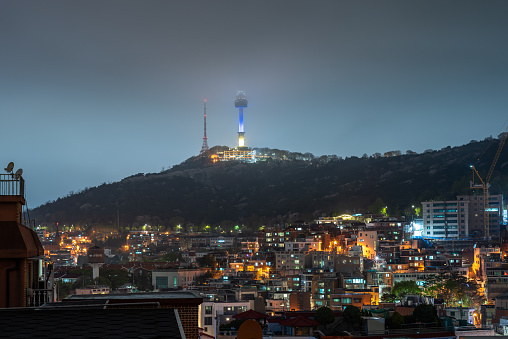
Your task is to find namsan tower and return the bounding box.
[200,99,209,154]
[235,91,248,148]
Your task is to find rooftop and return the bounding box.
[0,307,185,338]
[66,291,203,303]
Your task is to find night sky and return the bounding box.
[2,1,508,208]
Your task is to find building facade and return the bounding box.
[422,194,504,238]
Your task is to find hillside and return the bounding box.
[31,137,508,230]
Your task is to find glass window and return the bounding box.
[155,276,168,289]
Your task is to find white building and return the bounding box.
[199,301,251,338]
[444,307,475,325]
[422,194,503,238]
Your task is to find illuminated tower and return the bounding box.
[235,91,248,148]
[200,99,209,154]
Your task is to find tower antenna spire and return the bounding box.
[200,99,209,154]
[235,91,248,148]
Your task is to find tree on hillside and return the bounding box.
[169,216,185,231]
[133,270,153,291]
[342,305,362,330]
[392,280,421,299]
[413,304,439,324]
[195,271,213,285]
[315,306,335,326]
[424,272,484,308]
[100,268,130,290]
[160,252,181,262]
[369,197,387,215]
[197,255,216,268]
[386,312,404,329]
[56,281,73,300]
[381,293,397,303]
[94,276,112,287]
[71,275,93,290]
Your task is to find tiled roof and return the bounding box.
[0,221,44,258]
[0,308,184,338]
[233,309,267,320]
[279,316,319,327]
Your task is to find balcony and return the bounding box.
[27,288,54,307]
[0,174,24,198]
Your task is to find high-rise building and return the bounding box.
[421,194,504,238]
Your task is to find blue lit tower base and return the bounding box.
[235,91,248,148]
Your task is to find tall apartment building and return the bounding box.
[357,230,378,259]
[421,194,503,239]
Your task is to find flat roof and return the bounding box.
[67,291,203,301]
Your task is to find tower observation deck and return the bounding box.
[235,91,248,148]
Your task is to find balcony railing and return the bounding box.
[27,288,54,307]
[0,174,24,198]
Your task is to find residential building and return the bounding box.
[152,268,208,290]
[357,230,378,259]
[422,194,504,239]
[199,301,251,338]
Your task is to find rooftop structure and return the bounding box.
[0,165,53,308]
[0,307,185,338]
[66,291,203,339]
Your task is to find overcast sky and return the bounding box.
[1,1,508,207]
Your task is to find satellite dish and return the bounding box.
[14,168,23,179]
[4,162,14,173]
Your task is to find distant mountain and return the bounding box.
[31,137,508,230]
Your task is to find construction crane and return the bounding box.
[470,127,508,238]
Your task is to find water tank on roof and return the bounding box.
[88,246,104,264]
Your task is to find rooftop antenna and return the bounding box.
[4,162,14,173]
[14,168,23,179]
[200,99,209,154]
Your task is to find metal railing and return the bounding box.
[361,326,452,336]
[27,288,54,307]
[23,219,36,229]
[0,174,24,197]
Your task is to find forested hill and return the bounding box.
[31,137,508,230]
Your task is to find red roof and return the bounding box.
[279,316,319,327]
[232,309,268,320]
